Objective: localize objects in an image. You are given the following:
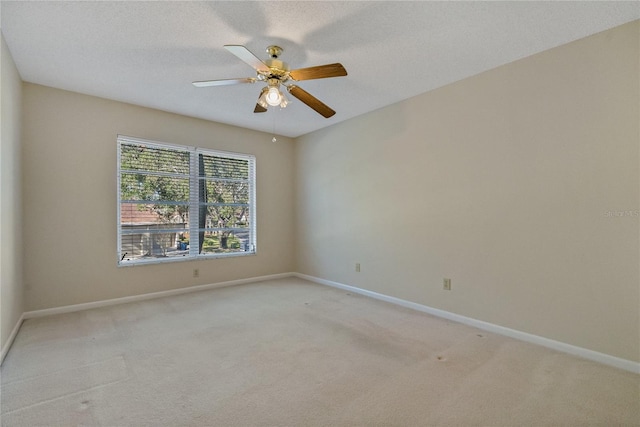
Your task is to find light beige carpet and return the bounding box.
[1,277,638,426]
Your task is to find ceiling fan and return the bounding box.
[193,45,347,118]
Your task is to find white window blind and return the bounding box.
[117,136,256,265]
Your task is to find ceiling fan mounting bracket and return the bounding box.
[266,45,283,59]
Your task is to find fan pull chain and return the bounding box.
[272,105,278,142]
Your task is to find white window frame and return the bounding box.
[117,135,256,266]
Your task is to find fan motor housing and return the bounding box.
[264,58,289,79]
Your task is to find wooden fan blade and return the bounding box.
[193,78,255,87]
[288,85,336,118]
[224,45,270,73]
[289,63,347,81]
[254,88,267,113]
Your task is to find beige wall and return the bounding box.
[295,21,639,362]
[22,84,296,310]
[1,33,24,351]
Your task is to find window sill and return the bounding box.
[117,251,257,267]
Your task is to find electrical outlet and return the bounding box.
[355,263,361,272]
[193,268,199,278]
[443,278,451,290]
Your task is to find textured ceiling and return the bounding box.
[1,1,638,138]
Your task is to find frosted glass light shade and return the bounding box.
[266,86,282,106]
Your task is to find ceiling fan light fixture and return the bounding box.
[279,91,289,108]
[257,87,269,109]
[265,86,282,106]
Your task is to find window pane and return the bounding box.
[200,230,251,254]
[121,144,189,174]
[119,203,189,262]
[200,155,248,179]
[202,180,249,204]
[120,230,190,262]
[120,203,189,227]
[204,206,250,229]
[121,173,189,203]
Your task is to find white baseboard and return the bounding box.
[1,313,25,365]
[294,273,640,374]
[8,271,639,374]
[23,272,295,319]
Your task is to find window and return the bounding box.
[117,136,256,265]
